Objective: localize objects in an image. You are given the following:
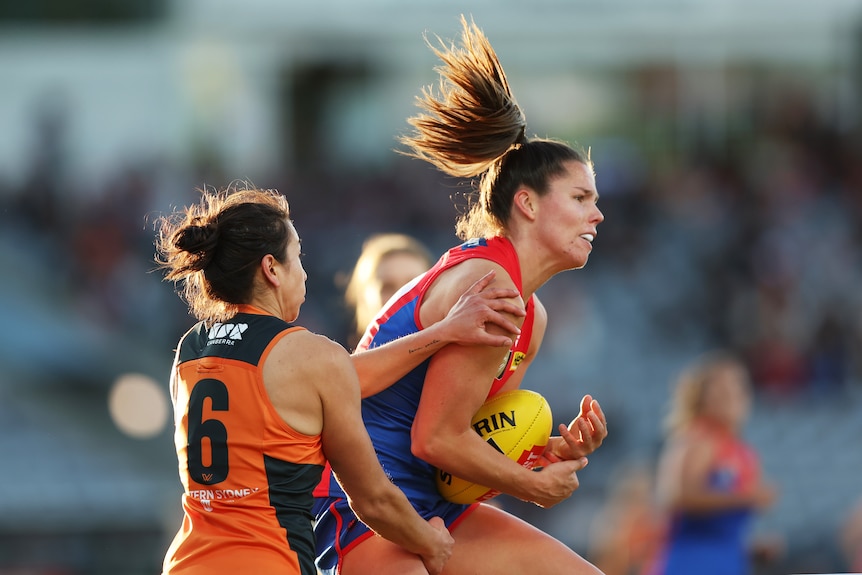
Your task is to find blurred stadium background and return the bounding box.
[1,1,862,573]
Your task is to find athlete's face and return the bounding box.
[702,363,752,430]
[534,160,603,271]
[279,222,307,322]
[371,252,430,309]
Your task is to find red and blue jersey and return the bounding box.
[312,237,536,572]
[314,235,534,512]
[650,422,761,575]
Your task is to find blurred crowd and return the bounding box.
[593,77,862,402]
[6,73,862,400]
[1,69,861,574]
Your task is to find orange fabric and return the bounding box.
[163,313,325,575]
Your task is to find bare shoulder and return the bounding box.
[422,258,521,325]
[447,258,518,291]
[269,329,354,381]
[670,427,716,460]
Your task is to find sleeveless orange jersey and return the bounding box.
[163,305,326,575]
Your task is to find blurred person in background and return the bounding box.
[646,351,781,575]
[840,495,862,572]
[154,185,525,575]
[588,461,663,575]
[342,232,434,349]
[313,16,607,575]
[342,231,510,518]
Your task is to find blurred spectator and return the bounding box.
[841,496,862,572]
[340,232,434,349]
[588,461,664,575]
[646,351,781,575]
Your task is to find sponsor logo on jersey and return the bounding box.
[494,350,526,379]
[189,486,261,512]
[459,238,488,250]
[509,351,526,371]
[207,323,248,345]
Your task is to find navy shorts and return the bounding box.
[313,495,478,574]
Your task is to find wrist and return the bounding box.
[510,462,542,502]
[420,321,452,346]
[543,438,561,461]
[412,522,441,557]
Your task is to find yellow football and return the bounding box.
[435,389,553,504]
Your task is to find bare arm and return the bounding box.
[351,270,524,398]
[411,262,587,508]
[269,332,453,574]
[656,432,775,514]
[841,498,862,565]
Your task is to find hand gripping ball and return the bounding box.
[435,389,553,504]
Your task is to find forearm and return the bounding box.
[350,323,452,398]
[347,486,437,555]
[415,428,535,501]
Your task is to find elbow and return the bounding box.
[349,496,385,527]
[411,430,449,468]
[347,488,397,529]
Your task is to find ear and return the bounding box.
[260,254,280,287]
[512,187,538,221]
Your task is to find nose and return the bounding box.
[593,204,605,224]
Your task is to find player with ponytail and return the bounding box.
[313,16,608,575]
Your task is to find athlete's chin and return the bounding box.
[569,255,590,270]
[288,305,302,323]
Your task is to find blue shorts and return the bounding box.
[312,496,478,574]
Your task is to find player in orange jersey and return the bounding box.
[154,184,524,575]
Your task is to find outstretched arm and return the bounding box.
[351,270,524,397]
[315,337,455,575]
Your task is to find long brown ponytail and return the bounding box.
[399,15,590,239]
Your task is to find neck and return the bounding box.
[247,293,283,320]
[507,234,561,299]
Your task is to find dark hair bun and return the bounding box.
[174,223,217,270]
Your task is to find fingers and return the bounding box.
[538,457,588,479]
[559,421,591,460]
[557,399,607,458]
[482,294,527,317]
[562,456,588,472]
[558,422,584,456]
[579,394,592,416]
[466,270,497,294]
[480,334,521,348]
[483,313,522,339]
[574,396,607,435]
[587,398,607,438]
[588,397,606,423]
[428,516,446,529]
